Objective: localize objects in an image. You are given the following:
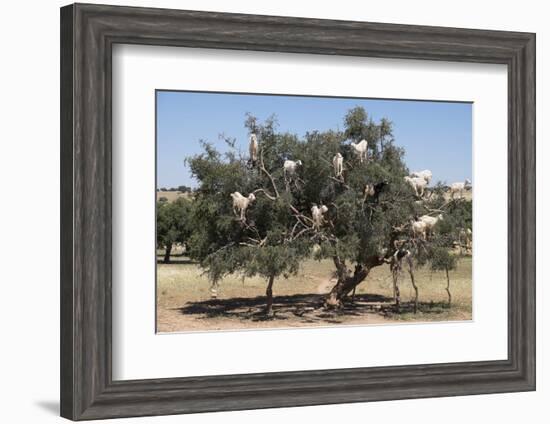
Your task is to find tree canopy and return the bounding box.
[184,106,471,314]
[156,197,194,263]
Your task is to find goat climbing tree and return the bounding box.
[187,107,471,315]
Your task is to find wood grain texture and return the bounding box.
[60,4,74,419]
[60,3,536,420]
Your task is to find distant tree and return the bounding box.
[177,185,192,193]
[156,197,193,263]
[158,196,168,203]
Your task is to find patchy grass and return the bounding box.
[156,191,192,202]
[157,256,472,333]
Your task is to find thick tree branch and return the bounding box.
[328,175,350,189]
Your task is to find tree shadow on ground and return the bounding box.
[380,300,454,317]
[175,293,410,324]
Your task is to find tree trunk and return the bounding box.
[392,267,400,313]
[163,243,172,264]
[325,253,388,308]
[325,272,367,308]
[265,275,275,316]
[406,255,418,313]
[445,267,452,307]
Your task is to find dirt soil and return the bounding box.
[157,257,472,333]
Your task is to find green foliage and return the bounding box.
[185,106,470,292]
[177,185,192,193]
[430,247,457,272]
[343,106,392,160]
[156,197,194,250]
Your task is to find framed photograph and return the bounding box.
[60,3,535,420]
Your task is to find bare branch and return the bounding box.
[259,147,279,198]
[253,188,277,201]
[237,219,264,245]
[289,204,314,226]
[328,175,350,189]
[244,237,261,245]
[290,227,314,242]
[289,221,302,238]
[422,199,453,215]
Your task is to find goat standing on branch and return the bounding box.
[404,175,428,197]
[411,219,428,240]
[283,159,303,188]
[332,153,343,178]
[230,192,256,222]
[248,133,258,165]
[350,139,368,163]
[419,213,444,229]
[311,205,328,230]
[283,159,302,178]
[412,214,443,240]
[449,179,472,199]
[410,169,432,185]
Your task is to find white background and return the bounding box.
[0,0,546,423]
[113,45,508,380]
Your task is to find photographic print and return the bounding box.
[156,91,473,333]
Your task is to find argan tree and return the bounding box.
[187,107,470,314]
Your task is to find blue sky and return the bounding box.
[156,91,472,188]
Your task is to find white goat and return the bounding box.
[350,139,368,163]
[458,227,473,252]
[450,179,472,199]
[283,159,302,179]
[249,133,258,163]
[411,169,432,184]
[311,205,329,230]
[230,192,256,221]
[332,153,343,177]
[404,176,428,197]
[419,214,444,235]
[411,219,428,240]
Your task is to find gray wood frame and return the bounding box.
[60,3,536,421]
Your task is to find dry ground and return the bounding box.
[156,191,192,202]
[157,256,472,333]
